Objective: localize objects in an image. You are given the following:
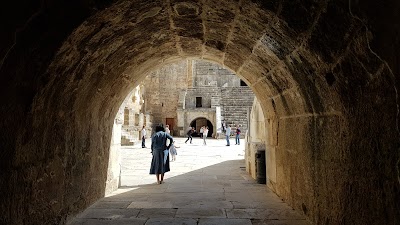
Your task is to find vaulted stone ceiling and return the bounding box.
[0,0,399,225]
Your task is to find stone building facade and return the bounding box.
[143,60,255,137]
[107,86,153,194]
[116,85,153,146]
[142,61,189,136]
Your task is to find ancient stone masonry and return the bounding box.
[118,85,152,146]
[106,85,153,194]
[142,60,189,136]
[0,1,399,225]
[142,60,254,137]
[220,87,254,134]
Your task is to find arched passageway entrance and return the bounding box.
[0,1,399,225]
[190,117,214,137]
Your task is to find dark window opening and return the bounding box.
[196,97,202,108]
[240,79,248,86]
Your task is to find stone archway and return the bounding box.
[0,1,399,225]
[190,117,214,138]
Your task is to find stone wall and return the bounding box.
[105,119,122,195]
[220,87,254,134]
[184,87,220,109]
[245,97,266,180]
[120,85,149,145]
[0,1,399,225]
[184,61,254,136]
[193,61,240,87]
[144,60,254,137]
[143,61,189,135]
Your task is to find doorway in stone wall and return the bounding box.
[190,117,214,137]
[166,118,174,136]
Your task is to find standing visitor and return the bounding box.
[225,125,231,146]
[235,125,241,145]
[141,125,147,148]
[199,126,204,138]
[165,124,171,135]
[150,125,173,184]
[203,126,209,145]
[185,127,194,144]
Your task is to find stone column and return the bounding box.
[177,109,185,136]
[129,109,134,127]
[215,106,222,138]
[105,118,122,195]
[245,98,266,180]
[139,113,144,127]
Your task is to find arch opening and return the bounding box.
[190,117,213,138]
[0,1,345,223]
[1,0,399,225]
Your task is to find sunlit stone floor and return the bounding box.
[69,137,310,225]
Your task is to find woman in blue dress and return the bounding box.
[150,125,174,184]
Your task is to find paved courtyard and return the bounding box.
[69,137,310,225]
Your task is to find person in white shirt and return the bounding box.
[141,125,147,148]
[203,126,209,145]
[225,125,231,146]
[199,126,204,138]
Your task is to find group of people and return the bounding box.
[184,124,241,146]
[186,126,209,145]
[224,124,241,146]
[143,123,241,184]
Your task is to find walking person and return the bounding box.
[199,126,204,138]
[141,125,147,148]
[225,125,231,146]
[235,125,241,145]
[185,127,194,144]
[150,125,173,184]
[203,126,209,145]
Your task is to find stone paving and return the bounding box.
[69,137,310,225]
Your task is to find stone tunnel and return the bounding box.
[0,0,399,224]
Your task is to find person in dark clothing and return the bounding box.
[185,127,194,144]
[235,125,241,145]
[150,125,173,184]
[141,125,147,148]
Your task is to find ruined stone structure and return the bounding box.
[119,85,153,145]
[1,1,399,225]
[142,60,188,136]
[106,86,153,194]
[143,60,254,137]
[245,97,266,180]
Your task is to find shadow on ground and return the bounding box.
[69,157,310,225]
